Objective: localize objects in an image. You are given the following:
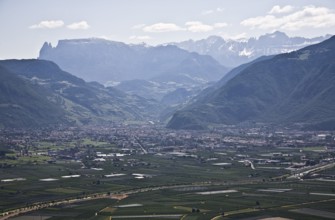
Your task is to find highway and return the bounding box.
[110,214,183,219]
[288,161,335,179]
[0,183,204,220]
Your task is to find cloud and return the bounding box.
[29,20,90,30]
[186,21,213,32]
[241,15,279,29]
[185,21,228,32]
[143,23,183,32]
[67,21,90,30]
[219,32,249,40]
[29,20,64,29]
[231,33,248,40]
[141,21,227,33]
[129,35,152,40]
[269,5,294,14]
[220,32,248,40]
[241,5,335,31]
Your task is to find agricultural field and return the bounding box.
[0,125,335,219]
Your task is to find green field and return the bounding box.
[8,180,335,220]
[1,137,335,219]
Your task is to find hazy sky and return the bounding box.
[1,0,335,59]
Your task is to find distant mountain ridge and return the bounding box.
[170,31,331,67]
[39,38,229,83]
[167,35,335,130]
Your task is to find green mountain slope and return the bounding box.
[0,64,68,128]
[0,59,161,127]
[167,36,335,130]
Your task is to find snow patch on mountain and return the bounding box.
[239,48,253,57]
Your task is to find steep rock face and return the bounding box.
[171,31,331,67]
[167,36,335,130]
[38,38,229,84]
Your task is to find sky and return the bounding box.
[1,0,335,59]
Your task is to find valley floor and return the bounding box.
[0,124,334,219]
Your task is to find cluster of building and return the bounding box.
[0,124,334,175]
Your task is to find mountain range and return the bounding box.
[39,39,229,103]
[1,32,334,130]
[38,32,330,105]
[39,39,228,83]
[171,31,331,67]
[167,35,335,130]
[0,59,161,128]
